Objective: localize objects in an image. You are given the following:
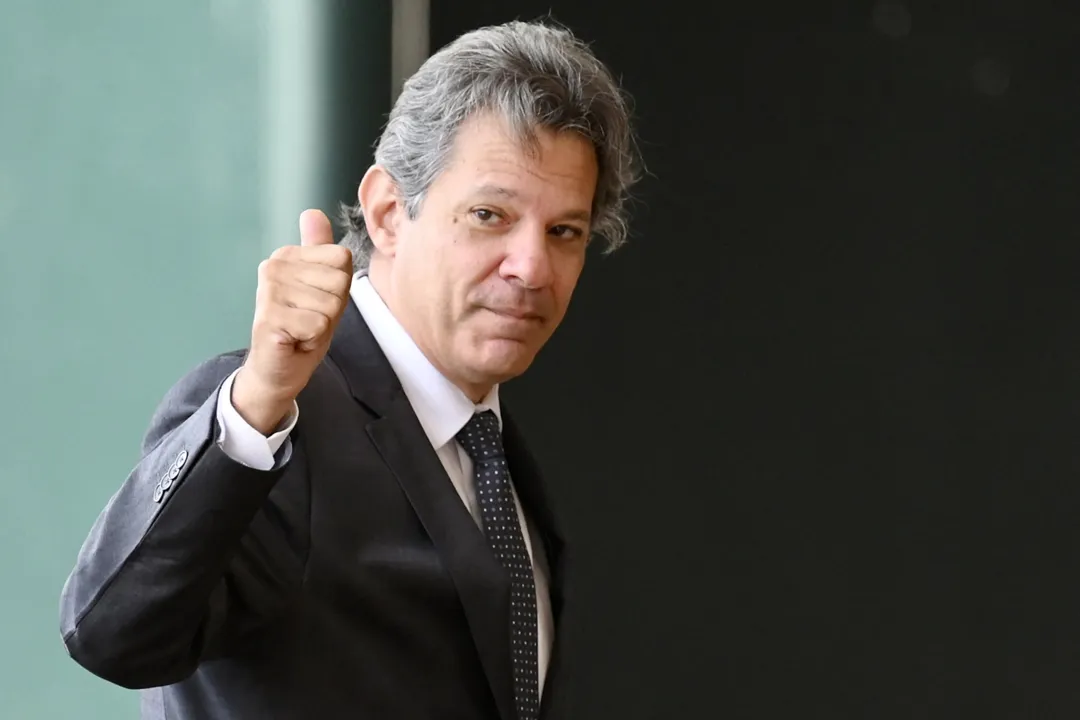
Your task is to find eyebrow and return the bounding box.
[473,184,518,199]
[470,184,593,223]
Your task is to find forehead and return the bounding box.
[436,113,598,204]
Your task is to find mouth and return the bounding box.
[484,307,545,324]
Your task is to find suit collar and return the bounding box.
[325,299,398,417]
[328,290,565,558]
[348,273,502,448]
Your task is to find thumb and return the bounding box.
[299,209,334,247]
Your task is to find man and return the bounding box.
[59,19,640,720]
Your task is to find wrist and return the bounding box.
[231,367,295,436]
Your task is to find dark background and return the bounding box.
[431,1,1080,717]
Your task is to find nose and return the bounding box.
[499,225,555,290]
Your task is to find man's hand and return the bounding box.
[232,209,353,434]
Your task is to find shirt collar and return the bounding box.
[350,274,501,449]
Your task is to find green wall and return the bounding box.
[0,1,389,716]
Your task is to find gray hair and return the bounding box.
[339,19,642,269]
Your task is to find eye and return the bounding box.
[471,208,502,224]
[550,225,586,241]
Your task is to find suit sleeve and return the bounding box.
[59,352,311,689]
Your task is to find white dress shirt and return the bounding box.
[214,274,554,694]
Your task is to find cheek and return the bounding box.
[554,257,586,307]
[461,255,508,300]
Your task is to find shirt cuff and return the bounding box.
[215,368,298,471]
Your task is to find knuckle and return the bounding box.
[334,245,353,268]
[259,257,286,282]
[270,245,294,261]
[311,244,350,270]
[312,313,331,337]
[336,246,354,272]
[331,267,353,294]
[322,294,345,318]
[327,276,347,299]
[312,245,349,267]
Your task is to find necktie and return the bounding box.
[456,410,539,720]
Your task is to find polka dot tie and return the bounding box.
[456,411,539,720]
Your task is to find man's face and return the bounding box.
[373,113,598,400]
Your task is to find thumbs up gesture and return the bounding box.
[232,209,354,434]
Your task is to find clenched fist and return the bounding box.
[232,209,353,434]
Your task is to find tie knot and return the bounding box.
[456,410,505,462]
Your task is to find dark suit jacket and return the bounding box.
[59,302,569,720]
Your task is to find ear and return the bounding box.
[358,165,404,258]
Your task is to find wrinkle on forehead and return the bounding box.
[450,112,596,174]
[428,112,599,221]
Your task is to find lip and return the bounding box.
[485,307,544,323]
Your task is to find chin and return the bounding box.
[472,339,537,381]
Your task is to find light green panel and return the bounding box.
[0,1,390,716]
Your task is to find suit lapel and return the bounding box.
[328,303,517,720]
